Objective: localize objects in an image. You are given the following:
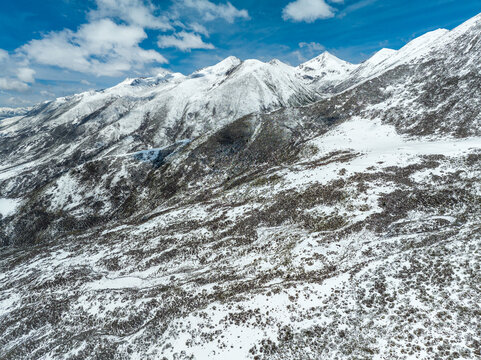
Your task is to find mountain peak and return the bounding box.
[318,50,339,59]
[196,56,242,76]
[297,51,357,84]
[299,51,356,72]
[306,51,352,66]
[363,48,397,67]
[268,58,284,66]
[152,68,173,77]
[220,55,242,65]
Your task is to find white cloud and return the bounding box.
[291,50,305,62]
[295,42,326,62]
[180,0,249,23]
[1,0,252,105]
[189,22,210,37]
[0,49,9,62]
[21,19,167,76]
[6,96,33,105]
[299,41,325,52]
[158,31,215,52]
[16,68,36,83]
[90,0,172,30]
[0,78,29,92]
[0,51,34,90]
[14,0,248,79]
[282,0,336,22]
[80,79,93,86]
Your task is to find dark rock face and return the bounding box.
[1,14,481,360]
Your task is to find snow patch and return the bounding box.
[0,198,21,217]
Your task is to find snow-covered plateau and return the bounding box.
[1,12,481,360]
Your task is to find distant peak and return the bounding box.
[318,51,335,58]
[221,56,242,65]
[152,68,172,77]
[296,50,358,83]
[364,48,397,66]
[195,56,242,76]
[319,51,342,61]
[212,56,242,69]
[298,51,357,79]
[303,51,354,67]
[268,59,283,65]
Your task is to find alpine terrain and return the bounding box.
[1,12,481,360]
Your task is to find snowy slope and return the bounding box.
[1,107,480,359]
[354,29,448,80]
[332,29,449,92]
[314,14,481,137]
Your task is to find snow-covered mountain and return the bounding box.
[0,106,31,120]
[1,12,481,360]
[0,55,321,199]
[296,51,358,91]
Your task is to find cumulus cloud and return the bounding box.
[180,0,249,23]
[16,68,36,83]
[189,22,210,37]
[13,0,248,79]
[158,31,215,52]
[291,42,327,62]
[16,0,174,79]
[0,50,35,91]
[80,79,93,86]
[299,41,325,52]
[90,0,172,30]
[0,0,251,105]
[6,96,33,105]
[0,78,30,92]
[21,19,167,76]
[282,0,336,22]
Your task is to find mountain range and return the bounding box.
[1,12,481,360]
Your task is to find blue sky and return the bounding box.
[0,0,480,107]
